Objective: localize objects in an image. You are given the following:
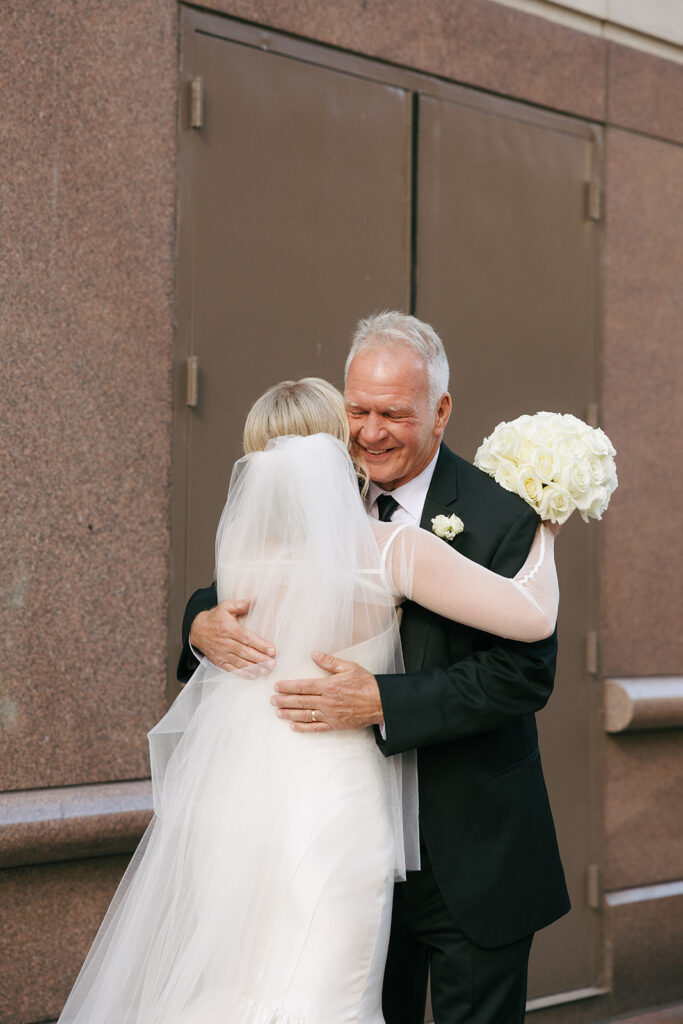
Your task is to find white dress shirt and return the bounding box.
[367,447,440,526]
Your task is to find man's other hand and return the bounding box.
[189,599,275,676]
[270,651,384,731]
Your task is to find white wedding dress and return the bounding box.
[57,434,558,1024]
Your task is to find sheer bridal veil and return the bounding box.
[216,432,404,663]
[58,433,418,1024]
[151,433,418,874]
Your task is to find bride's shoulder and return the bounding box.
[369,518,397,538]
[369,518,416,548]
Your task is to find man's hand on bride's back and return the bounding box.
[270,652,384,732]
[189,599,276,676]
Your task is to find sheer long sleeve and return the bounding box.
[377,521,558,642]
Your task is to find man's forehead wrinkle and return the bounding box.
[346,401,417,417]
[346,383,416,399]
[346,378,424,397]
[345,390,419,412]
[345,378,425,404]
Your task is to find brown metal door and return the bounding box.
[175,10,605,1009]
[173,12,412,679]
[416,95,602,1003]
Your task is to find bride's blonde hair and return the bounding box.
[243,377,369,495]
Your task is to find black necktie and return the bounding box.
[376,493,400,522]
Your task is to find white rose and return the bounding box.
[557,435,588,461]
[574,484,602,515]
[494,462,520,493]
[531,446,560,484]
[538,482,575,524]
[586,452,617,488]
[516,438,536,465]
[542,415,567,438]
[602,451,618,475]
[517,466,544,510]
[490,423,521,460]
[552,420,589,456]
[473,444,502,476]
[559,460,593,500]
[558,413,586,434]
[585,427,616,458]
[585,486,610,521]
[431,513,464,541]
[586,453,606,485]
[527,415,556,447]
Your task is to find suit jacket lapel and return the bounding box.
[400,445,461,671]
[419,444,460,529]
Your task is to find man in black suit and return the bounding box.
[177,312,569,1024]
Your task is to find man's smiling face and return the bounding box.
[345,342,451,491]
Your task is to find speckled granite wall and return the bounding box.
[1,3,176,1019]
[599,125,683,1020]
[0,856,130,1024]
[601,128,683,677]
[604,731,683,890]
[0,1,177,791]
[608,43,683,146]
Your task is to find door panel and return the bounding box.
[416,95,601,999]
[174,24,411,657]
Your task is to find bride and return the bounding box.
[57,378,558,1024]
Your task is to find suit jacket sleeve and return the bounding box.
[176,581,218,684]
[375,508,558,755]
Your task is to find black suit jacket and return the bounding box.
[375,444,569,946]
[177,444,570,946]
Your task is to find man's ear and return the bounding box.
[434,392,452,436]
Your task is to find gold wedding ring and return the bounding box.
[311,709,317,722]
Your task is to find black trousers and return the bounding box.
[382,846,533,1024]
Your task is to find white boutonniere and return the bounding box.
[431,513,464,541]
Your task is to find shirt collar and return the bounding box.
[368,447,441,523]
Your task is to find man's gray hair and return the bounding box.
[345,311,450,409]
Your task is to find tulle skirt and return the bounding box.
[58,652,399,1024]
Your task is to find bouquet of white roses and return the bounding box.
[474,412,618,524]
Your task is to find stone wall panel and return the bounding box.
[0,856,129,1024]
[604,732,683,890]
[607,43,683,144]
[0,1,178,790]
[604,887,683,1016]
[601,128,683,677]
